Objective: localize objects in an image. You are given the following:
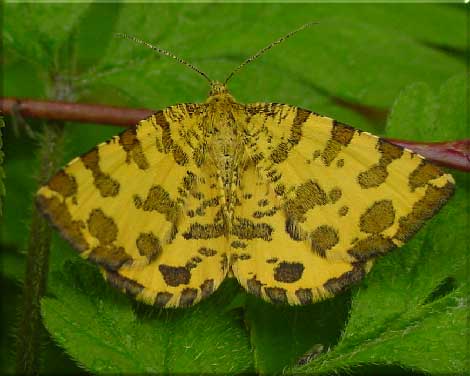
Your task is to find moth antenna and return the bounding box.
[116,33,213,84]
[223,21,319,85]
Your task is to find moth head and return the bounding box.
[207,82,235,104]
[208,81,229,96]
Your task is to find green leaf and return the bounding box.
[117,4,463,107]
[41,261,252,374]
[3,3,92,69]
[245,294,350,374]
[386,82,437,141]
[435,74,469,139]
[387,73,468,141]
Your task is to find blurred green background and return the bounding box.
[1,2,468,375]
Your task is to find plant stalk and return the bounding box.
[15,121,64,375]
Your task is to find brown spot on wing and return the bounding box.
[247,276,262,297]
[295,288,313,305]
[137,185,179,223]
[159,265,191,287]
[290,108,310,145]
[87,208,118,245]
[47,170,77,198]
[323,262,366,295]
[265,287,288,304]
[379,140,404,162]
[266,169,281,183]
[183,223,224,240]
[258,199,269,207]
[193,144,207,167]
[253,207,278,219]
[221,253,229,273]
[154,111,172,153]
[200,279,214,299]
[348,234,395,261]
[395,182,454,242]
[231,240,247,249]
[179,288,198,307]
[119,127,150,169]
[81,148,120,197]
[360,200,395,234]
[182,171,196,191]
[153,110,188,165]
[89,245,131,271]
[321,142,341,167]
[358,139,404,189]
[155,292,173,307]
[285,180,328,222]
[310,225,339,257]
[172,144,189,166]
[274,183,285,196]
[136,232,162,262]
[104,270,144,298]
[198,247,217,256]
[357,165,387,188]
[321,121,355,166]
[270,142,289,164]
[285,217,307,241]
[338,206,349,216]
[331,121,355,145]
[328,187,342,203]
[273,261,304,283]
[231,217,273,240]
[185,256,203,270]
[36,195,88,252]
[409,160,444,192]
[269,108,310,164]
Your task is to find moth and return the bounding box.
[37,23,454,308]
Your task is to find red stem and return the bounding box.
[0,97,152,127]
[385,139,470,172]
[1,96,469,172]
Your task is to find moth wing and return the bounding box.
[230,103,454,305]
[37,104,229,308]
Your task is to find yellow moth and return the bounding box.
[37,23,454,308]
